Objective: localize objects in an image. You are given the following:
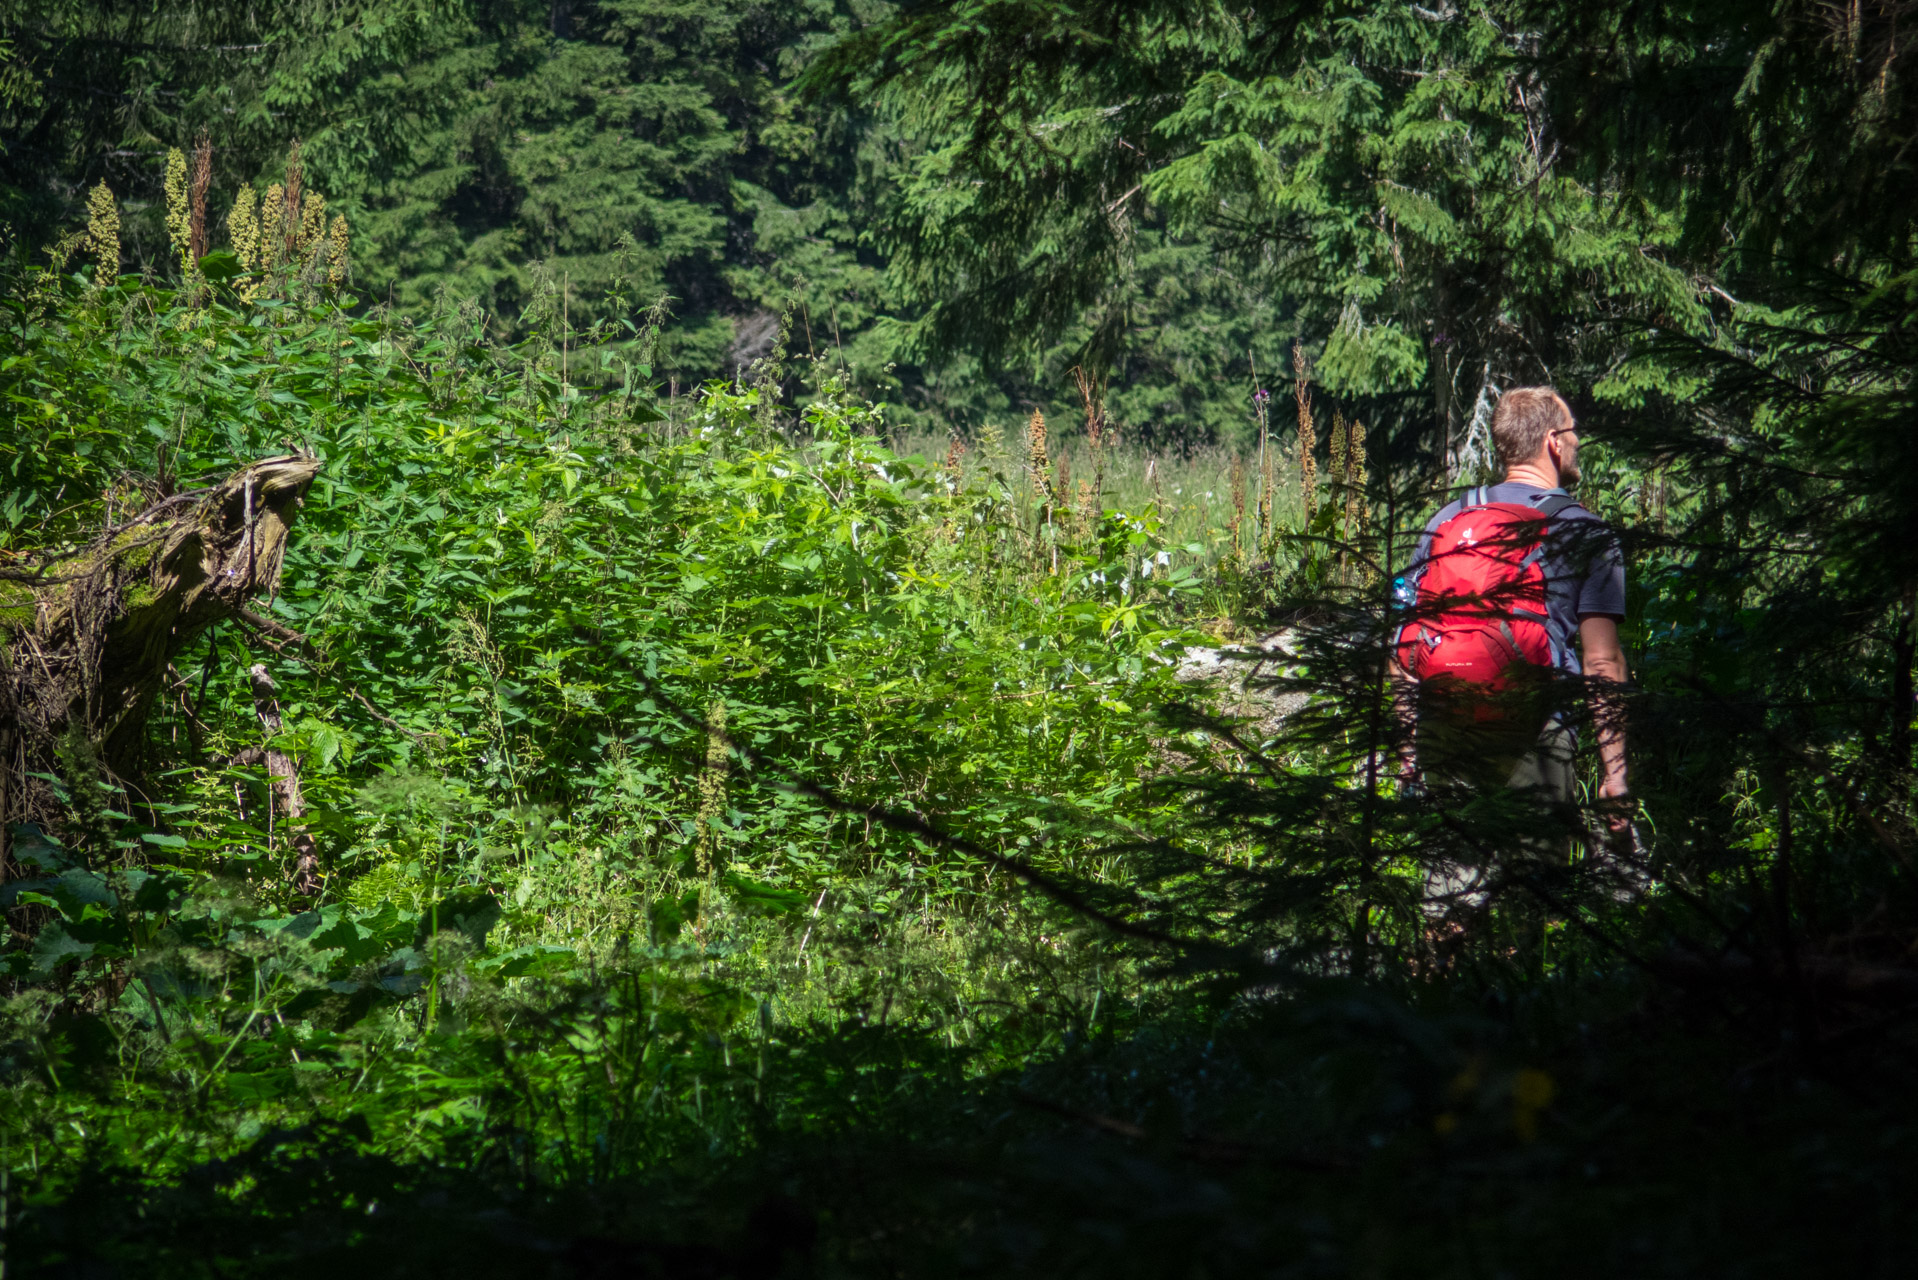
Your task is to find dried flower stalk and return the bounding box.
[695,697,729,878]
[1230,454,1247,561]
[1344,418,1368,540]
[1026,409,1051,512]
[1293,341,1316,517]
[281,140,303,262]
[189,133,211,263]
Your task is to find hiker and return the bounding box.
[1392,387,1632,913]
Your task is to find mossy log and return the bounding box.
[0,455,322,869]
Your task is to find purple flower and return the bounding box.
[1254,388,1270,404]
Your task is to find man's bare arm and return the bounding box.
[1390,655,1419,784]
[1579,614,1630,827]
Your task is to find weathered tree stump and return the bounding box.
[229,663,320,895]
[0,455,322,874]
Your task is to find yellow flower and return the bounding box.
[260,183,285,270]
[229,186,260,273]
[85,181,120,279]
[327,214,351,288]
[164,148,192,274]
[300,191,326,258]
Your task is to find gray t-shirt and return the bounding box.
[1395,482,1625,675]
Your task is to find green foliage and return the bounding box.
[6,3,1918,1276]
[0,235,1206,1220]
[808,0,1702,463]
[0,2,894,382]
[0,0,1369,449]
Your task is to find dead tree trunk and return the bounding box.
[229,664,319,895]
[0,455,322,875]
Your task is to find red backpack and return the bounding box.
[1397,489,1575,693]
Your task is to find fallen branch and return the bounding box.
[243,663,319,896]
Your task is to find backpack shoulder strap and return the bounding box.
[1511,494,1580,574]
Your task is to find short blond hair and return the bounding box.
[1491,387,1569,469]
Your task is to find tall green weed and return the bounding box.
[0,224,1210,1196]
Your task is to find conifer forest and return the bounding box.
[2,2,1918,1275]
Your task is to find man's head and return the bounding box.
[1492,386,1581,487]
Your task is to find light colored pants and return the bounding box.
[1417,709,1577,914]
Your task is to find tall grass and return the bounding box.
[892,425,1309,588]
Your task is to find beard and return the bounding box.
[1557,446,1582,488]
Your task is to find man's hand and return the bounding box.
[1597,773,1634,840]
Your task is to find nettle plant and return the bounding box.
[0,159,1221,1183]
